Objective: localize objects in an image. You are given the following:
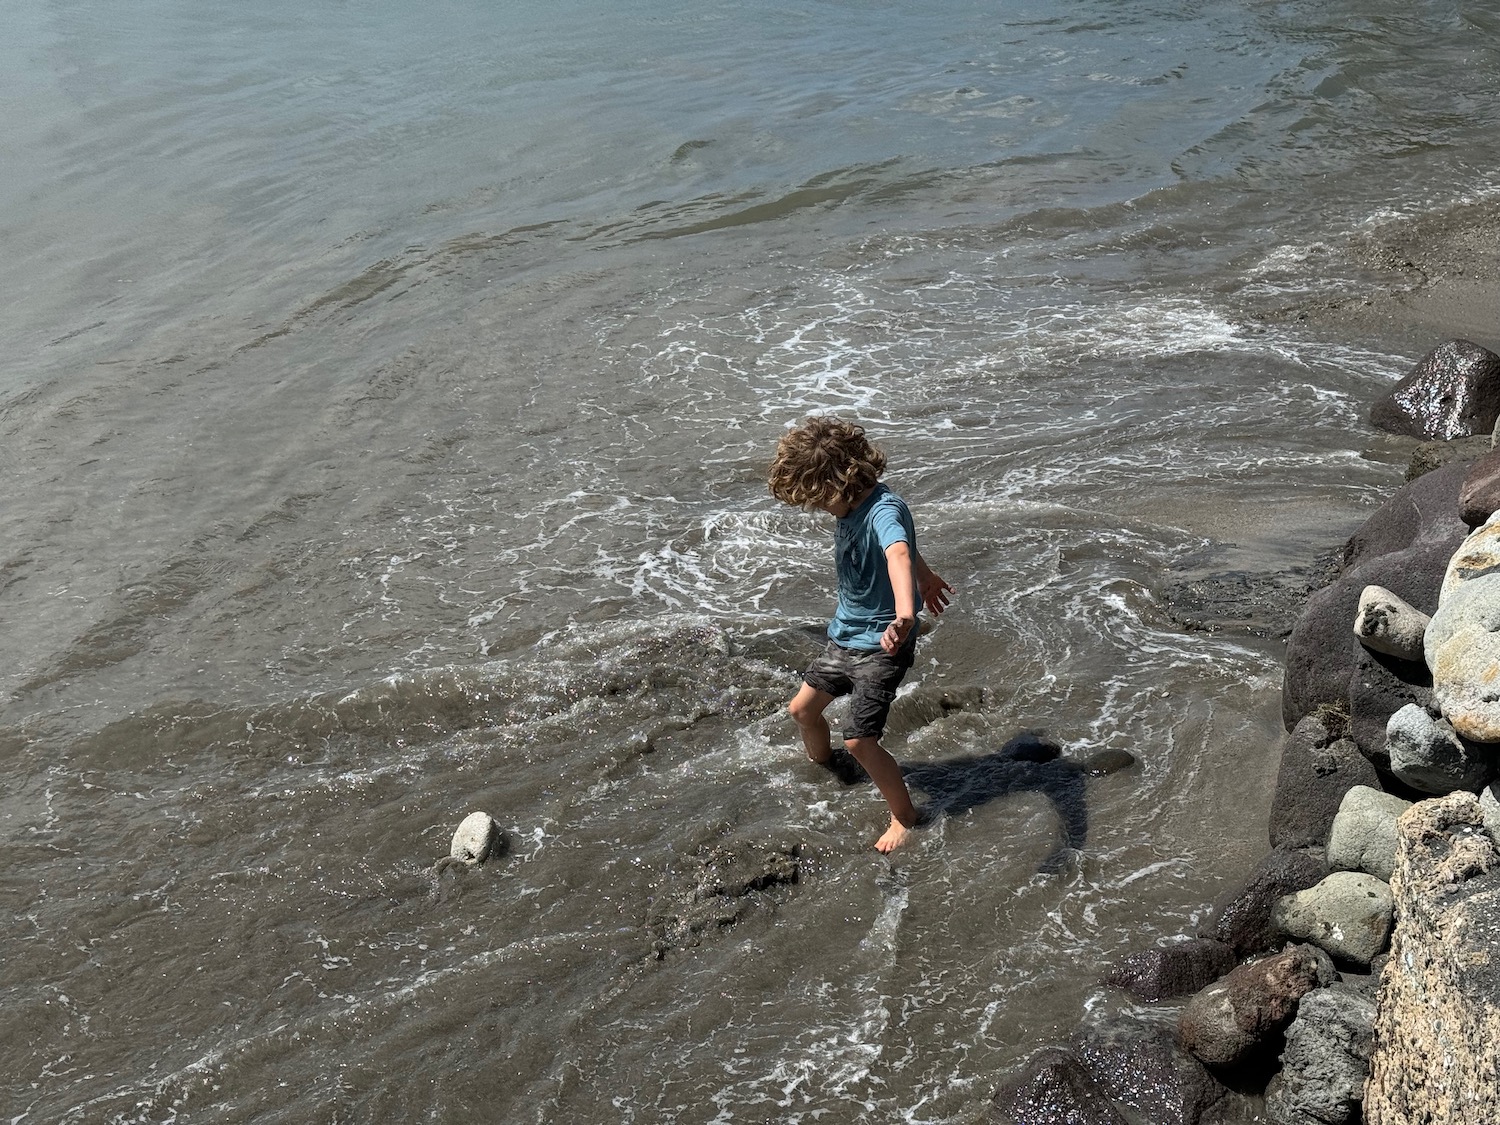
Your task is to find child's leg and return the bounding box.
[788,682,837,763]
[844,736,919,853]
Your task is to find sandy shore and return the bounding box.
[1279,196,1500,349]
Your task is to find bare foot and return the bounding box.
[874,816,913,853]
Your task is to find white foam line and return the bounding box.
[1113,857,1191,889]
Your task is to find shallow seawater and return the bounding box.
[6,0,1500,1121]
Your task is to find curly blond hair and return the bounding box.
[768,416,887,508]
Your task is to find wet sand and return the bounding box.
[1282,195,1500,353]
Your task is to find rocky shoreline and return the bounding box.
[986,340,1500,1125]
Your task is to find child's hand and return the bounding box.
[881,615,916,654]
[918,570,955,616]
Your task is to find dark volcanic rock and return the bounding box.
[1458,444,1500,526]
[1346,644,1434,771]
[1264,983,1376,1125]
[1341,461,1470,569]
[989,1046,1130,1125]
[1270,714,1380,850]
[1081,748,1137,775]
[886,683,987,736]
[1282,465,1468,731]
[1200,847,1327,958]
[1072,1015,1228,1125]
[1370,338,1500,440]
[1105,938,1238,1004]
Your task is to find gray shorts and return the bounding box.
[802,637,916,741]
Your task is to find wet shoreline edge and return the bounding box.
[986,196,1500,1125]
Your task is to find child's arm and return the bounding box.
[881,542,920,654]
[914,552,955,616]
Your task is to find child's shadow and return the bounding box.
[831,731,1134,873]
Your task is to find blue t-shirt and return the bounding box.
[829,483,919,650]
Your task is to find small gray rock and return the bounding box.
[1325,787,1411,882]
[449,811,501,866]
[1353,585,1429,661]
[1272,873,1394,967]
[1386,703,1497,795]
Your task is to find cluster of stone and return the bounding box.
[988,340,1500,1125]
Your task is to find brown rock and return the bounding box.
[1176,945,1331,1069]
[1458,445,1500,526]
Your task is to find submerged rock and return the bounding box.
[989,1046,1129,1125]
[1405,434,1490,481]
[1105,937,1237,1003]
[649,840,802,958]
[1369,338,1500,440]
[1162,559,1339,639]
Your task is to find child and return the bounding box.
[769,416,954,852]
